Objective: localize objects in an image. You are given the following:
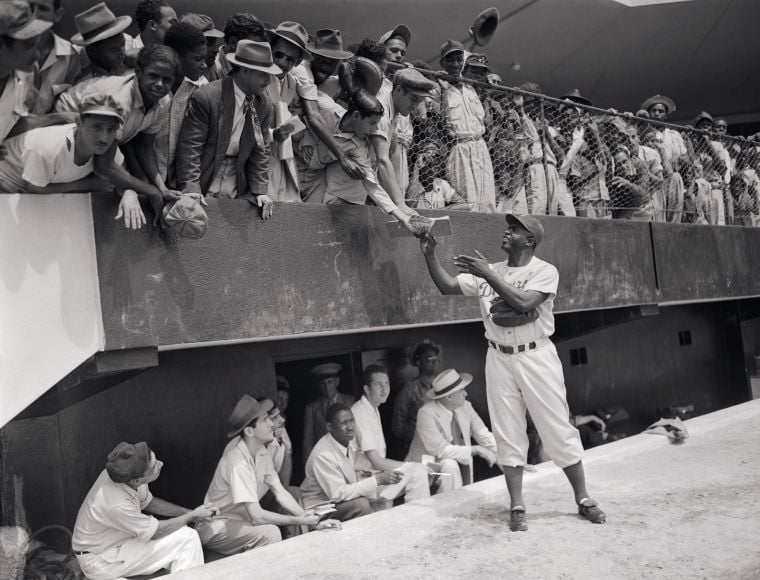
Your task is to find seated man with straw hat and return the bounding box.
[406,368,497,493]
[176,40,279,218]
[197,395,339,555]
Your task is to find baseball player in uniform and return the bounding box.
[419,213,606,531]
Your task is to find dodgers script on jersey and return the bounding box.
[457,257,559,346]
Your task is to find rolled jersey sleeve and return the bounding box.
[457,272,482,296]
[312,454,377,502]
[416,406,471,464]
[105,500,159,542]
[524,263,559,297]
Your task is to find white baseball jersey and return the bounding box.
[457,257,559,346]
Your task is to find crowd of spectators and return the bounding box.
[2,0,758,232]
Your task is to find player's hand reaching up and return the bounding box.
[454,250,491,278]
[419,233,437,256]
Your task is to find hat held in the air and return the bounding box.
[427,368,473,399]
[162,195,209,239]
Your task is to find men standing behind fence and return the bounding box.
[437,40,495,212]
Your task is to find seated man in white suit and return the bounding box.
[406,368,497,492]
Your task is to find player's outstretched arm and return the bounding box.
[420,235,463,295]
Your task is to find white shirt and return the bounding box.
[72,470,157,554]
[457,256,559,346]
[225,80,248,157]
[0,124,123,192]
[0,72,33,144]
[33,34,81,114]
[205,437,279,522]
[351,395,387,472]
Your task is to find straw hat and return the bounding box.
[426,369,473,399]
[227,40,282,74]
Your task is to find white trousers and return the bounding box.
[376,462,431,503]
[76,526,204,580]
[485,341,583,468]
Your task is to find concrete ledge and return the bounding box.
[176,399,760,579]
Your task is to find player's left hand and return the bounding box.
[454,249,491,278]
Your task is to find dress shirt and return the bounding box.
[351,395,387,472]
[33,33,81,114]
[300,434,378,508]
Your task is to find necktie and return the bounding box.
[451,414,472,485]
[237,95,256,195]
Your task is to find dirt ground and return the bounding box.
[177,400,760,580]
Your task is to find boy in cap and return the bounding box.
[0,0,53,145]
[420,214,607,530]
[302,362,355,460]
[197,395,338,554]
[206,12,266,81]
[437,39,496,212]
[370,67,436,213]
[179,13,224,74]
[72,442,215,580]
[155,21,209,186]
[28,0,81,114]
[176,40,278,218]
[392,340,443,451]
[0,93,162,229]
[70,2,131,82]
[406,368,497,492]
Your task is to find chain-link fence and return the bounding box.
[401,69,759,226]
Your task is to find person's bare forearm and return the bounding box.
[482,270,544,312]
[152,513,193,539]
[145,497,190,517]
[423,252,462,295]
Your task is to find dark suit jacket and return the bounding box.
[175,76,271,196]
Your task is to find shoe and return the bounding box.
[578,498,606,524]
[509,507,528,531]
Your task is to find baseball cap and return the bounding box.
[506,214,544,247]
[310,362,342,378]
[465,53,490,70]
[379,24,411,47]
[180,13,224,38]
[77,93,125,123]
[394,68,436,96]
[162,195,208,239]
[0,0,52,40]
[106,442,151,483]
[440,39,465,60]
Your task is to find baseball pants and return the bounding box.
[485,339,584,468]
[76,526,203,580]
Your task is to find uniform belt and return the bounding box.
[488,339,537,354]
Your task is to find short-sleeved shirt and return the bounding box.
[351,395,386,472]
[205,437,279,521]
[0,123,123,192]
[32,34,82,114]
[72,470,157,554]
[457,257,559,345]
[55,74,170,144]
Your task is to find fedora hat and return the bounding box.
[0,0,53,40]
[227,395,274,438]
[559,88,592,107]
[640,94,676,115]
[427,368,473,399]
[71,2,132,46]
[227,40,282,74]
[268,21,309,54]
[307,29,352,60]
[379,24,411,47]
[465,52,490,70]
